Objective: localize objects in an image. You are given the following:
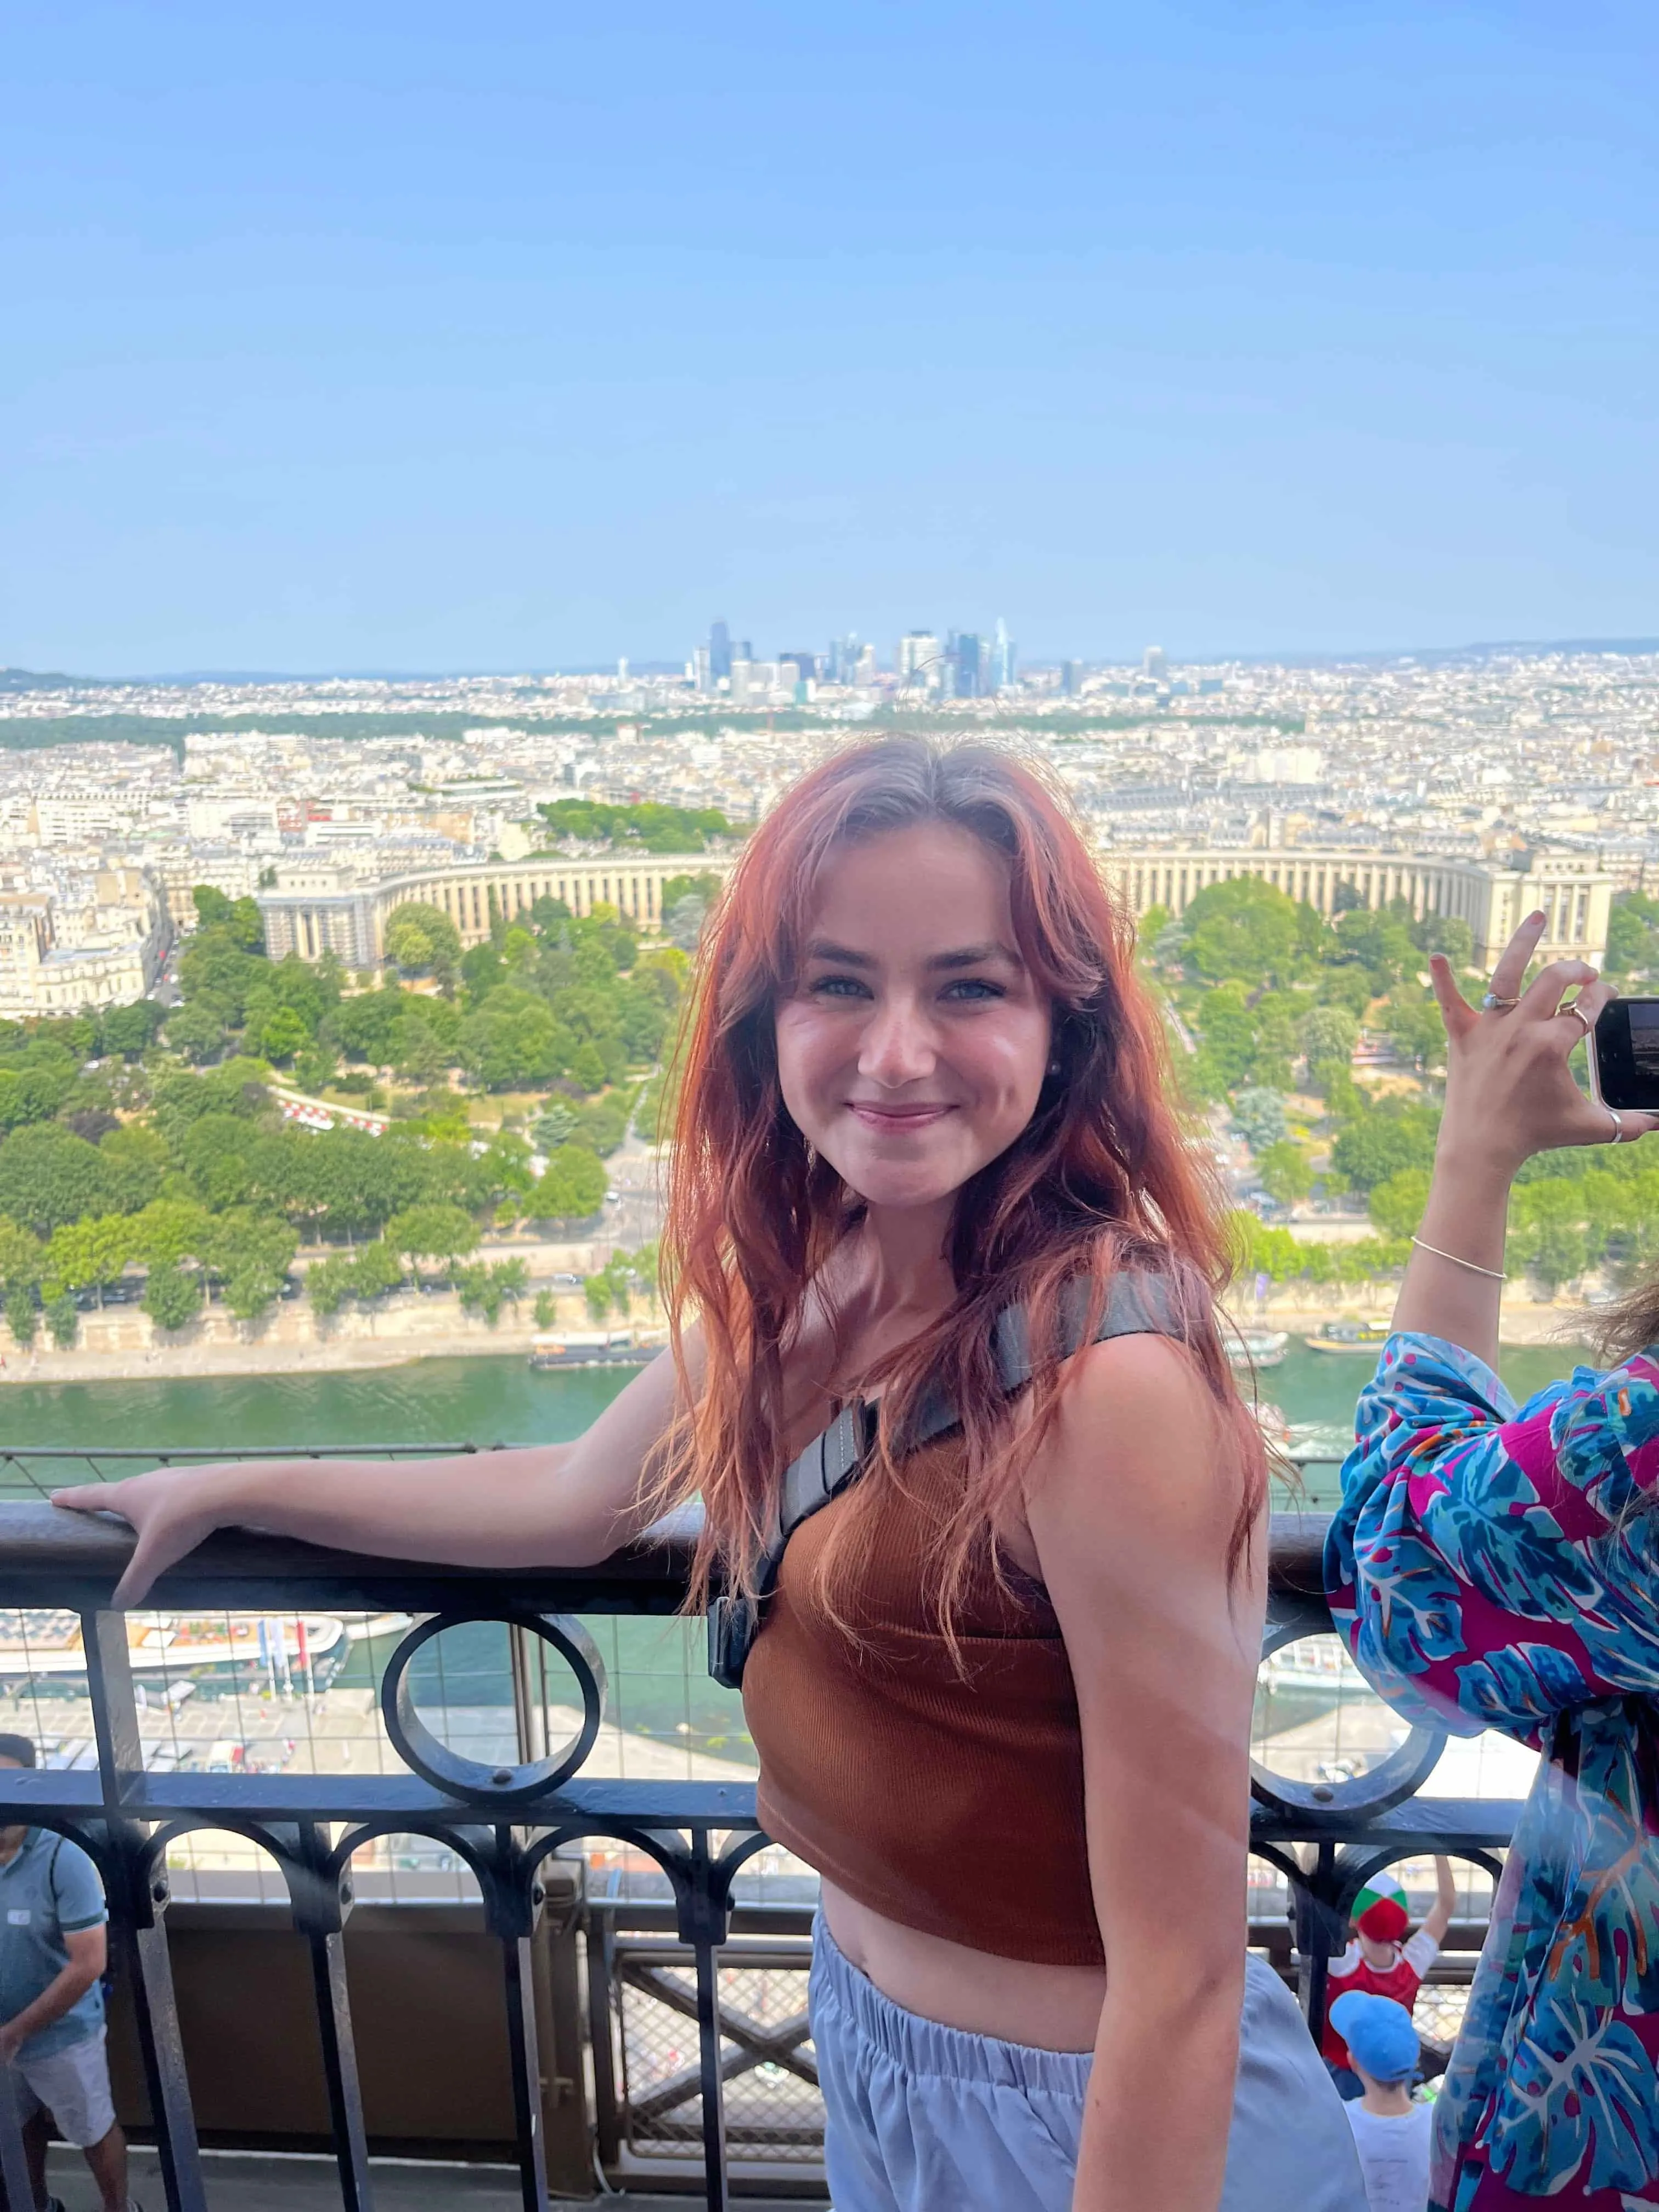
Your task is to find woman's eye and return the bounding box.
[809,974,870,998]
[942,978,1005,1002]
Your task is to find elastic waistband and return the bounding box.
[809,1914,1096,2098]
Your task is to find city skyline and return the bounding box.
[7,2,1658,673]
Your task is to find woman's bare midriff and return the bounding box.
[820,1879,1105,2053]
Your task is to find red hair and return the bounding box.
[658,737,1264,1627]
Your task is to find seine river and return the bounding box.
[0,1340,1589,1768]
[0,1337,1589,1506]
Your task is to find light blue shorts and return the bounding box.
[810,1918,1367,2212]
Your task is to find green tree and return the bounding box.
[349,1239,405,1299]
[192,885,234,929]
[99,1001,167,1060]
[1368,1168,1432,1239]
[1381,990,1446,1072]
[1605,893,1659,979]
[1329,1104,1440,1193]
[227,896,266,952]
[4,1286,37,1347]
[1181,878,1325,986]
[1330,909,1417,989]
[44,1294,78,1349]
[1414,914,1475,967]
[1519,1220,1589,1295]
[385,1203,479,1277]
[42,1216,134,1307]
[142,1262,203,1332]
[1257,1142,1314,1207]
[533,1289,556,1328]
[0,1064,76,1131]
[527,1144,607,1223]
[130,1198,212,1267]
[1231,1088,1289,1152]
[199,1210,298,1319]
[1191,983,1259,1096]
[258,1007,309,1064]
[533,1101,579,1151]
[450,1257,529,1325]
[383,905,462,988]
[0,1218,44,1292]
[1299,1005,1359,1072]
[0,1125,117,1234]
[101,1125,168,1213]
[165,1001,228,1064]
[304,1254,357,1318]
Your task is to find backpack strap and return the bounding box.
[707,1267,1184,1688]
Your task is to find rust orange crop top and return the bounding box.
[741,1429,1103,1967]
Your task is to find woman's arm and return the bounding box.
[53,1331,701,1606]
[1027,1334,1261,2212]
[1423,1856,1457,1947]
[1330,1329,1659,1738]
[1392,910,1658,1368]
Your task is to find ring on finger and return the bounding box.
[1481,992,1522,1012]
[1566,1000,1595,1037]
[1609,1107,1625,1146]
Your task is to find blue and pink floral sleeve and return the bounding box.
[1325,1331,1659,1744]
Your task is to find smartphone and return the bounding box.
[1589,998,1659,1111]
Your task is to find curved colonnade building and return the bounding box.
[257,854,735,969]
[1096,845,1613,969]
[257,844,1613,973]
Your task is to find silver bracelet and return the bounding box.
[1410,1235,1506,1282]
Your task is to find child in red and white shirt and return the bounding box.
[1319,1859,1455,2101]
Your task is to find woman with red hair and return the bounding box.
[64,740,1362,2211]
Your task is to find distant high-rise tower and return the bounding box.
[709,621,732,683]
[1061,660,1081,697]
[992,619,1016,692]
[1143,645,1168,681]
[898,632,941,689]
[951,633,984,699]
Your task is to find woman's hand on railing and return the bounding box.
[1430,912,1659,1177]
[51,1465,252,1607]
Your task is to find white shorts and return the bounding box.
[811,1917,1367,2212]
[8,2027,116,2148]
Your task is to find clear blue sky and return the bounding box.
[4,1,1656,674]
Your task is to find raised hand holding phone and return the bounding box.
[1392,911,1659,1369]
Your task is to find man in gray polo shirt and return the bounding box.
[0,1735,138,2212]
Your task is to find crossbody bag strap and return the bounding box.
[707,1265,1185,1688]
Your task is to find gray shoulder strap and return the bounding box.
[908,1265,1184,1447]
[766,1267,1185,1572]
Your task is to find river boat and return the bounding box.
[1302,1318,1391,1355]
[0,1609,348,1685]
[529,1329,665,1370]
[1227,1328,1288,1371]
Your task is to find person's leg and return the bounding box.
[80,2120,128,2212]
[17,2035,123,2212]
[20,2103,50,2211]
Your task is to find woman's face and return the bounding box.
[774,821,1053,1212]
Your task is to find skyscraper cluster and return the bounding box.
[696,619,1017,699]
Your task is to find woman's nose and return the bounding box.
[858,999,936,1085]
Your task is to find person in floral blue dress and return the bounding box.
[1326,906,1659,2210]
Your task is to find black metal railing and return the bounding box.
[0,1467,1517,2211]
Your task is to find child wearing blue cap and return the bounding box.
[1328,1991,1431,2212]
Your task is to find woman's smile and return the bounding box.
[845,1099,958,1133]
